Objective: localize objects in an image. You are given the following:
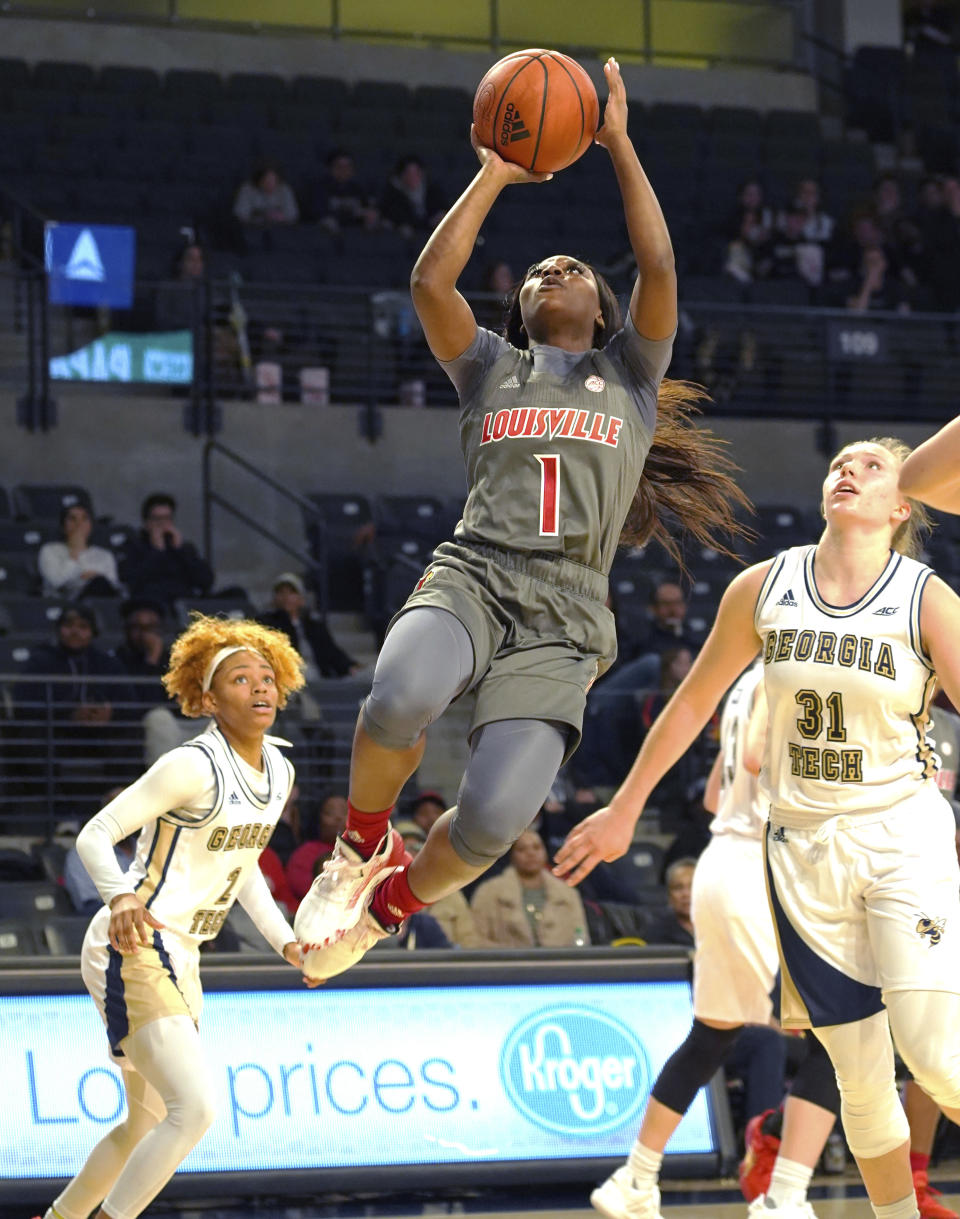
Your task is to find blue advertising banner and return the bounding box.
[1,979,716,1180]
[45,223,136,309]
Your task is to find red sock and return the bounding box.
[343,801,393,858]
[371,867,426,928]
[911,1151,931,1175]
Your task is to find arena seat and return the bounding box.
[0,919,41,956]
[12,483,93,521]
[0,882,72,920]
[43,915,91,956]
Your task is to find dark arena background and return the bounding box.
[2,1,960,1217]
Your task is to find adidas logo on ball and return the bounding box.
[500,101,531,146]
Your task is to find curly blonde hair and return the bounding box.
[163,614,306,717]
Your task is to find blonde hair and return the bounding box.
[163,614,306,717]
[826,436,933,559]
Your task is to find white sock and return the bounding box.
[872,1194,920,1219]
[627,1141,663,1187]
[766,1155,813,1207]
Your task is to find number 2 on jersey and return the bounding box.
[536,454,560,536]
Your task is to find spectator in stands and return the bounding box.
[258,844,297,917]
[379,155,446,236]
[789,177,835,247]
[286,790,349,902]
[154,242,207,332]
[111,599,169,708]
[643,856,696,946]
[233,162,299,227]
[314,148,378,231]
[847,246,913,313]
[269,782,302,866]
[768,206,822,290]
[258,572,359,680]
[38,503,120,600]
[723,178,774,283]
[119,492,213,610]
[473,259,516,333]
[405,789,447,836]
[470,829,589,948]
[612,578,701,684]
[63,787,135,914]
[394,816,483,946]
[574,646,700,798]
[13,605,134,810]
[919,175,960,311]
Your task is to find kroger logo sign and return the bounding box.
[500,1006,650,1136]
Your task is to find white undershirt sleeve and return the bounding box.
[76,747,215,907]
[235,865,297,956]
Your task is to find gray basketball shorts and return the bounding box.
[393,539,617,762]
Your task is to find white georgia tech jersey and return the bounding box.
[126,725,294,942]
[711,660,768,840]
[755,545,937,818]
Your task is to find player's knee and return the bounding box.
[651,1020,741,1114]
[362,681,441,751]
[451,777,538,866]
[816,1016,908,1158]
[168,1087,216,1142]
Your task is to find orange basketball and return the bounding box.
[473,48,600,174]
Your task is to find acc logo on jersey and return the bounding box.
[584,374,605,392]
[917,915,946,946]
[500,1006,649,1135]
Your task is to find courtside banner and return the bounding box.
[0,978,716,1179]
[45,223,136,309]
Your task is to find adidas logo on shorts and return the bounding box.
[776,588,798,607]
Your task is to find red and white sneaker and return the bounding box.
[294,826,408,947]
[740,1109,780,1202]
[915,1171,959,1219]
[301,905,400,981]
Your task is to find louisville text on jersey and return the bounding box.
[479,407,624,448]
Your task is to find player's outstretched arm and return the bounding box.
[595,55,676,342]
[553,563,769,886]
[410,127,551,362]
[899,416,960,514]
[920,576,960,714]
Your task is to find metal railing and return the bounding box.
[202,439,333,613]
[0,673,361,837]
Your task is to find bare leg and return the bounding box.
[348,716,425,812]
[780,1095,837,1165]
[855,1140,914,1207]
[904,1080,941,1156]
[407,808,492,903]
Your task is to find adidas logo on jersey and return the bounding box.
[873,605,898,616]
[776,588,798,607]
[498,374,521,390]
[500,102,531,145]
[228,791,241,805]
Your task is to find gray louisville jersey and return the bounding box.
[442,316,672,574]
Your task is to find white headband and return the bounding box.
[201,646,265,694]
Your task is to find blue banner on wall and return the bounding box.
[44,223,136,309]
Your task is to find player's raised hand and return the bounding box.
[108,892,165,954]
[552,803,636,886]
[595,56,628,149]
[471,124,553,185]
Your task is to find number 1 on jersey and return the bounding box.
[536,454,560,536]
